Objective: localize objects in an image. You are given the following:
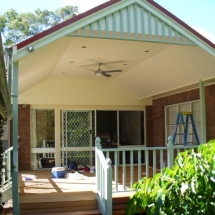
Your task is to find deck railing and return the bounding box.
[95,137,112,215]
[95,136,200,215]
[1,146,13,192]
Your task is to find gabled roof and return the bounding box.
[15,0,215,102]
[15,0,214,51]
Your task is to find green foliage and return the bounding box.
[0,5,78,47]
[126,141,215,215]
[0,115,7,214]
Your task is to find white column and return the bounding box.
[55,107,61,166]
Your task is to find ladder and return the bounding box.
[172,112,200,145]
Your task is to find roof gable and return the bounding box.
[15,0,215,60]
[69,1,196,46]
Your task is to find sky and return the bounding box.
[0,0,215,44]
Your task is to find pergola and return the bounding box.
[5,0,215,213]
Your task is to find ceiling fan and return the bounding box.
[86,63,122,77]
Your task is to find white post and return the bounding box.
[55,108,61,166]
[106,158,112,215]
[167,136,174,168]
[95,137,101,192]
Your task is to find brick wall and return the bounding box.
[205,84,215,141]
[145,84,215,147]
[10,104,31,170]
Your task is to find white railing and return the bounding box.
[95,137,112,215]
[1,146,13,192]
[95,136,200,215]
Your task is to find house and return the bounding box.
[3,0,215,213]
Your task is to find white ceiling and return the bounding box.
[18,36,215,101]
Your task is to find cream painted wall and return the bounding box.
[19,78,152,107]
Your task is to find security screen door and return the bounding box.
[61,110,95,166]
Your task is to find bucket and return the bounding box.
[52,167,65,178]
[90,167,95,173]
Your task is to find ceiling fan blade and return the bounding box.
[102,73,111,77]
[86,69,95,71]
[103,70,122,73]
[80,60,127,68]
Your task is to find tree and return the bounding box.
[0,6,78,47]
[126,140,215,215]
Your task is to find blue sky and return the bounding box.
[1,0,215,43]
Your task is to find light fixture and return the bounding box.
[23,104,27,108]
[95,72,101,76]
[27,45,34,53]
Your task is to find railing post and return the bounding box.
[106,158,112,215]
[167,136,174,168]
[95,137,101,192]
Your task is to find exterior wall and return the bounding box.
[19,79,151,107]
[150,89,200,147]
[11,104,31,170]
[18,104,31,170]
[145,83,215,147]
[13,83,215,170]
[205,84,215,141]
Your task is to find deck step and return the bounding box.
[112,196,129,215]
[28,210,102,215]
[19,192,99,215]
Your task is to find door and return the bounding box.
[61,110,95,167]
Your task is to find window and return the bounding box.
[165,101,201,145]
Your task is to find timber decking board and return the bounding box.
[19,192,97,204]
[29,210,102,215]
[18,166,155,214]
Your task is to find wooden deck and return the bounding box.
[18,166,154,214]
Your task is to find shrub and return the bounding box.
[126,141,215,215]
[0,116,7,214]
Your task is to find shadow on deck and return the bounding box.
[17,166,154,214]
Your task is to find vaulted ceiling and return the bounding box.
[15,0,215,105]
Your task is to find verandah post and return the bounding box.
[106,158,112,215]
[95,137,101,192]
[167,136,174,168]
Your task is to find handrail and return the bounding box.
[1,146,13,191]
[95,137,112,215]
[95,136,202,214]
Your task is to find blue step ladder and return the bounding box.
[172,112,200,145]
